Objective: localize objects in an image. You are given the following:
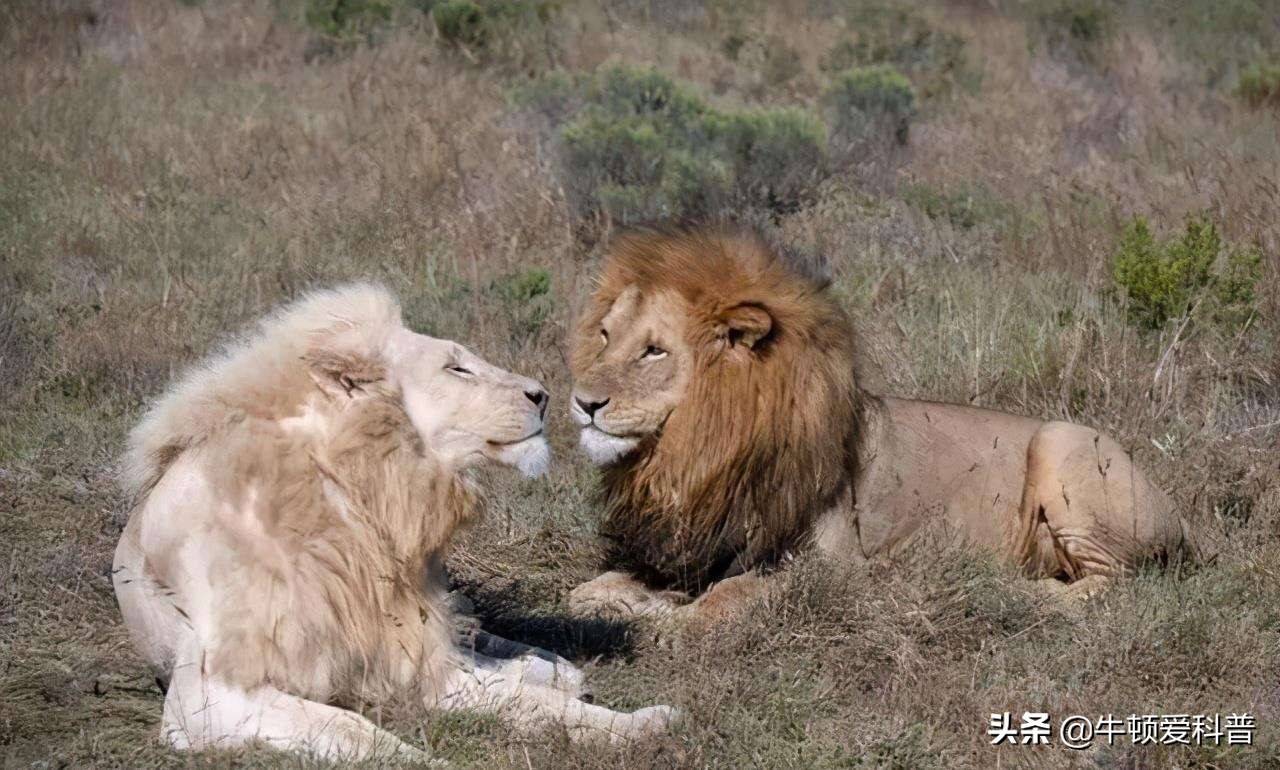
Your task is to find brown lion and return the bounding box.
[566,227,1191,625]
[113,284,673,762]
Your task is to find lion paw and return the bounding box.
[608,704,680,744]
[567,572,688,621]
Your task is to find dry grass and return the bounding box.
[2,0,1278,767]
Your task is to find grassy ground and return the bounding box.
[2,1,1279,767]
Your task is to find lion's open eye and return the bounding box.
[641,345,667,360]
[446,364,473,377]
[600,328,609,346]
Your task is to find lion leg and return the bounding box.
[1034,574,1113,607]
[162,639,427,762]
[567,571,691,621]
[466,633,588,698]
[112,520,183,690]
[433,660,676,744]
[673,572,774,633]
[1063,574,1112,600]
[1023,422,1183,581]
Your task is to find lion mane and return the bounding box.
[121,285,470,700]
[582,228,867,591]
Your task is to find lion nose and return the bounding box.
[525,388,549,414]
[575,396,609,418]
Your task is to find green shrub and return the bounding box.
[562,112,667,188]
[493,266,550,304]
[818,4,969,98]
[1128,0,1278,86]
[508,71,583,124]
[1063,4,1109,42]
[1032,0,1113,66]
[593,183,664,223]
[433,0,485,47]
[594,65,706,127]
[1236,61,1280,107]
[304,0,556,56]
[903,182,1009,231]
[524,65,827,223]
[304,0,394,40]
[708,109,826,214]
[660,151,731,218]
[427,0,561,69]
[823,65,915,147]
[722,31,748,61]
[1112,216,1262,330]
[491,267,553,342]
[762,35,804,88]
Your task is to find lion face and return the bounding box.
[386,328,551,477]
[565,228,864,589]
[570,287,692,465]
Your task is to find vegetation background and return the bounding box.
[2,0,1279,767]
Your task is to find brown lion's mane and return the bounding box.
[581,227,866,592]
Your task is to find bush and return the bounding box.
[508,71,583,124]
[1128,0,1279,86]
[594,65,705,127]
[524,65,827,223]
[902,182,1009,231]
[707,109,827,214]
[304,0,395,40]
[722,31,748,61]
[562,112,668,189]
[823,64,915,147]
[433,0,485,47]
[818,4,969,98]
[303,0,561,61]
[1061,4,1109,42]
[1032,0,1113,66]
[1236,61,1280,107]
[425,0,561,69]
[762,35,804,89]
[1112,216,1262,331]
[490,267,553,343]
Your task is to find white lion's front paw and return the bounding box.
[615,704,680,743]
[509,653,589,699]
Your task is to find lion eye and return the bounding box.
[642,345,667,360]
[446,365,473,376]
[600,328,609,346]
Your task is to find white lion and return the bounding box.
[112,284,673,762]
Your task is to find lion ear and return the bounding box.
[304,345,384,400]
[720,303,773,350]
